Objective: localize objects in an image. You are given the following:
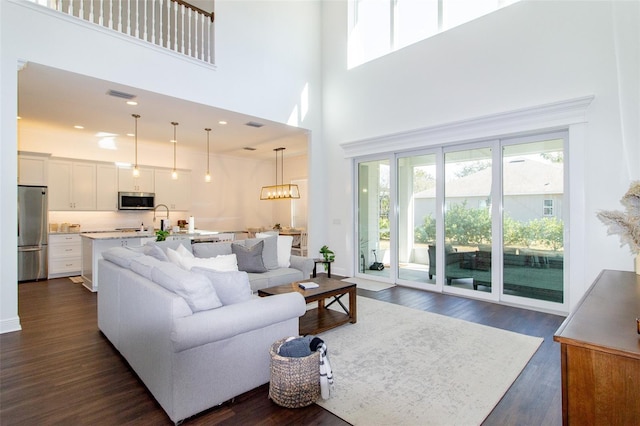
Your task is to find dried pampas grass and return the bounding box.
[597,181,640,254]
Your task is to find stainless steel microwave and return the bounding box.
[118,192,155,210]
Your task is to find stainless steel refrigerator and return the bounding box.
[18,185,48,281]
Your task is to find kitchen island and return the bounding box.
[81,231,157,292]
[80,230,242,292]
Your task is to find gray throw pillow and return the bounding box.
[246,235,278,270]
[151,263,222,312]
[231,240,267,273]
[146,240,193,255]
[129,255,165,279]
[144,244,169,262]
[102,247,144,268]
[191,268,252,305]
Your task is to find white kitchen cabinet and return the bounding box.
[166,235,190,242]
[96,164,118,210]
[154,169,191,211]
[48,160,96,210]
[48,233,82,278]
[18,152,49,186]
[118,166,154,193]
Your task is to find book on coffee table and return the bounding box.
[298,282,319,290]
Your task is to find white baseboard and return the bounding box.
[0,317,22,334]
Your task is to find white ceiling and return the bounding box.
[18,62,309,160]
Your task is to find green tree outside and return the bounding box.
[415,205,563,251]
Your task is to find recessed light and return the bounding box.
[74,125,84,129]
[126,133,134,137]
[218,120,227,125]
[126,101,138,106]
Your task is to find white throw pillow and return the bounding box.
[166,247,183,267]
[179,254,239,272]
[176,243,194,259]
[276,235,293,268]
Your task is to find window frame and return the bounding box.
[348,0,519,68]
[543,199,554,216]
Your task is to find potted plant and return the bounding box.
[155,229,170,242]
[319,245,335,271]
[597,180,640,274]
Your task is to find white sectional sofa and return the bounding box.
[146,235,314,292]
[97,243,307,424]
[188,236,315,292]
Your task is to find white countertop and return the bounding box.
[79,230,224,240]
[80,231,154,240]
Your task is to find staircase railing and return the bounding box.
[35,0,215,64]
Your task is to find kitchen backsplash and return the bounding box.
[48,211,175,232]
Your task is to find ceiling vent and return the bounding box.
[107,89,136,100]
[245,121,264,128]
[243,147,257,151]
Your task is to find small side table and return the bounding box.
[313,258,333,278]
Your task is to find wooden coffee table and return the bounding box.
[258,276,356,335]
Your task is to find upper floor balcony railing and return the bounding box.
[30,0,215,64]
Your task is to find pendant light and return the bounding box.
[132,114,140,177]
[204,128,212,183]
[260,147,300,200]
[171,121,178,180]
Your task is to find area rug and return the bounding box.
[317,297,543,425]
[341,277,395,292]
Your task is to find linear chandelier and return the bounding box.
[260,147,300,200]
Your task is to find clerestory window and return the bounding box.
[348,0,520,68]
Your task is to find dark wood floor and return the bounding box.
[1,276,565,425]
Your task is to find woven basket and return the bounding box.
[269,338,321,408]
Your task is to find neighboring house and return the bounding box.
[414,158,563,227]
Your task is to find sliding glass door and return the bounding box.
[397,154,437,285]
[357,159,391,279]
[443,147,494,295]
[354,132,566,309]
[502,136,565,303]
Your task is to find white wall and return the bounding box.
[321,0,639,307]
[1,0,322,333]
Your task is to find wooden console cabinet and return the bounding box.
[554,270,640,425]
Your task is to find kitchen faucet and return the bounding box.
[153,204,170,222]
